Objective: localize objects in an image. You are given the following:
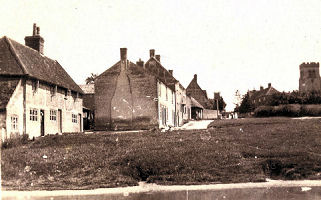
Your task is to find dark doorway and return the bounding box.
[40,109,45,136]
[78,113,82,132]
[58,109,62,133]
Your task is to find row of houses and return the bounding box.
[0,24,219,140]
[82,48,218,131]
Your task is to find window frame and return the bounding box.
[29,108,38,121]
[11,115,18,132]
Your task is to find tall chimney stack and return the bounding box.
[155,55,160,62]
[194,74,197,82]
[150,49,155,58]
[136,58,144,68]
[268,83,271,88]
[32,23,37,36]
[120,48,127,60]
[25,23,44,54]
[260,86,263,91]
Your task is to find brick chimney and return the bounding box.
[169,70,173,76]
[24,23,44,54]
[268,83,271,88]
[136,58,144,67]
[120,48,127,60]
[155,55,160,62]
[150,49,155,58]
[194,74,197,82]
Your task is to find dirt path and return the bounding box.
[174,120,213,130]
[2,180,321,199]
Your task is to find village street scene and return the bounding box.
[1,0,321,199]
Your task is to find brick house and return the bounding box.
[248,83,279,108]
[95,48,192,130]
[186,74,212,109]
[0,24,83,141]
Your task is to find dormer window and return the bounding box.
[32,80,39,93]
[50,85,57,96]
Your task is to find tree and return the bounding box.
[212,96,226,111]
[238,93,254,113]
[233,90,242,112]
[85,73,98,84]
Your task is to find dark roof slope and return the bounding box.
[186,76,208,99]
[144,57,177,90]
[0,36,83,94]
[249,87,279,99]
[0,78,19,109]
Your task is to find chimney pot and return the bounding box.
[25,23,44,54]
[33,23,37,36]
[136,58,144,68]
[120,48,127,60]
[194,74,197,82]
[169,70,173,75]
[150,49,155,58]
[268,83,271,88]
[155,55,160,62]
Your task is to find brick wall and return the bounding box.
[95,61,158,130]
[95,62,120,130]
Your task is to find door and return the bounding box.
[58,109,62,133]
[40,109,45,136]
[78,113,82,132]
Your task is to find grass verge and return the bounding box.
[2,117,321,190]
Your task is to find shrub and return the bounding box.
[301,105,321,116]
[272,104,301,117]
[2,134,30,149]
[254,106,273,117]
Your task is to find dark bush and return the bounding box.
[2,134,30,149]
[301,105,321,116]
[254,106,273,117]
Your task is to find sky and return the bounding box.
[1,0,320,111]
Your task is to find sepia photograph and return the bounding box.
[1,0,321,199]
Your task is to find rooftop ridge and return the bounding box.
[4,36,29,75]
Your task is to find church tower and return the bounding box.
[299,62,321,93]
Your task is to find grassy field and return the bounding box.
[2,117,321,190]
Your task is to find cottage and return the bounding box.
[0,24,83,141]
[186,74,212,109]
[248,83,279,108]
[79,84,95,130]
[95,48,192,130]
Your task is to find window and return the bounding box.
[72,114,78,123]
[30,109,38,121]
[50,85,57,96]
[166,87,168,101]
[11,116,18,131]
[32,80,39,92]
[172,91,174,104]
[158,82,161,97]
[166,107,168,122]
[50,110,57,121]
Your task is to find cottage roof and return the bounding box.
[190,96,204,109]
[0,79,19,110]
[0,36,83,94]
[186,75,208,99]
[79,84,94,94]
[249,86,279,100]
[144,57,178,91]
